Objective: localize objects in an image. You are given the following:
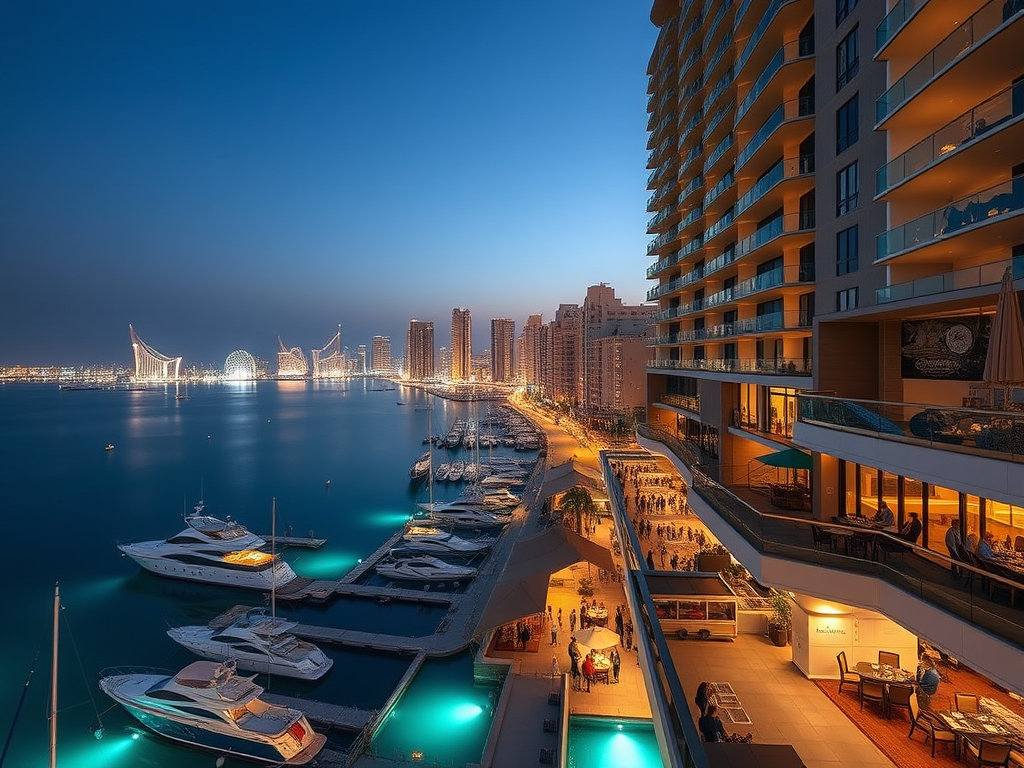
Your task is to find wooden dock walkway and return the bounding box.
[256,534,327,548]
[261,693,375,731]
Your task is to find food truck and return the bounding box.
[646,572,739,640]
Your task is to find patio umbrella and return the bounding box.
[572,626,620,652]
[754,448,812,470]
[983,267,1024,405]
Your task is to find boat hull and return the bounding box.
[119,545,297,591]
[166,630,333,681]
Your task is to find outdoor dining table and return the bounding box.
[831,517,893,560]
[854,661,916,685]
[582,606,609,627]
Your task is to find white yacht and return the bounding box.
[118,506,297,591]
[397,526,494,555]
[409,451,431,483]
[167,607,333,681]
[375,554,477,582]
[426,508,510,530]
[99,660,326,764]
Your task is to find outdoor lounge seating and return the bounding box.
[907,692,956,757]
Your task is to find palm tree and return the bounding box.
[559,486,596,536]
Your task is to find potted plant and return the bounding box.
[768,589,792,647]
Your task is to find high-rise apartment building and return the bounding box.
[518,314,544,388]
[637,0,1024,763]
[491,318,515,383]
[546,304,583,406]
[450,308,472,382]
[581,284,655,419]
[357,345,366,375]
[405,320,434,381]
[371,335,391,374]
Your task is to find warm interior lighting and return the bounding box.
[223,550,274,566]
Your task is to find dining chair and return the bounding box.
[1014,536,1024,553]
[886,683,914,722]
[837,651,860,695]
[878,650,900,668]
[859,679,886,715]
[1008,748,1024,768]
[907,692,956,757]
[962,736,1011,767]
[955,692,981,712]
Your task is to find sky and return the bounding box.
[0,1,658,366]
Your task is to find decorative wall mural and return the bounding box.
[900,316,992,380]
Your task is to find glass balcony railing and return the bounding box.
[660,393,701,412]
[702,67,735,116]
[646,236,705,281]
[703,206,735,242]
[876,175,1024,260]
[632,424,1024,654]
[703,168,735,209]
[876,82,1024,194]
[876,0,1019,123]
[798,393,1024,461]
[876,258,1014,304]
[875,0,923,52]
[735,155,814,215]
[647,222,682,256]
[674,309,808,342]
[705,31,734,77]
[647,357,812,375]
[703,133,734,174]
[705,0,733,46]
[680,174,705,205]
[735,211,815,261]
[654,297,704,321]
[701,263,815,310]
[735,38,815,125]
[701,100,734,143]
[736,98,814,169]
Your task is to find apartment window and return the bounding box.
[836,0,858,26]
[837,225,859,275]
[836,94,859,153]
[836,27,859,91]
[836,161,859,215]
[836,287,859,311]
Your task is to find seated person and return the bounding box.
[872,502,895,528]
[694,681,711,716]
[698,703,728,743]
[897,512,922,543]
[976,531,996,562]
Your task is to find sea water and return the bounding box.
[0,380,517,767]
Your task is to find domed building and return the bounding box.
[223,349,258,381]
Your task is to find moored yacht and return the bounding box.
[426,508,510,530]
[375,554,477,582]
[409,451,431,483]
[167,607,333,681]
[118,505,297,591]
[99,660,326,764]
[399,525,494,554]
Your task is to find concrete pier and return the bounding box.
[261,693,374,731]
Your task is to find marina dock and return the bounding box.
[256,533,327,548]
[261,694,375,731]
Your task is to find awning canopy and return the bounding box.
[754,448,812,470]
[475,525,616,635]
[538,460,605,499]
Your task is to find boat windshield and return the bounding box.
[188,515,248,540]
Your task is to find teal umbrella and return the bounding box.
[755,448,812,470]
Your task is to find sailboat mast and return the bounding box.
[271,498,277,621]
[50,582,59,768]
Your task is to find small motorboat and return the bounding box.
[105,444,115,451]
[375,554,477,582]
[400,525,494,554]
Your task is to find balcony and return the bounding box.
[704,30,734,84]
[735,155,815,220]
[735,211,815,263]
[648,357,812,375]
[702,66,735,117]
[703,132,734,175]
[704,263,815,311]
[703,206,736,243]
[876,257,1014,304]
[647,222,683,256]
[797,393,1024,469]
[876,81,1024,198]
[659,393,701,413]
[701,100,735,147]
[672,309,811,343]
[647,202,679,234]
[875,175,1024,263]
[646,236,705,281]
[679,173,705,206]
[632,424,1024,693]
[736,98,814,173]
[875,0,1024,130]
[702,168,735,214]
[734,39,816,134]
[876,0,990,60]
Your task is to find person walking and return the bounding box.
[610,648,621,683]
[581,653,596,693]
[550,655,560,679]
[569,608,577,633]
[646,549,655,570]
[551,620,559,646]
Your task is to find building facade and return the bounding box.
[491,318,515,383]
[371,335,391,375]
[450,308,472,382]
[545,304,583,406]
[638,0,1024,763]
[405,320,435,381]
[518,314,544,388]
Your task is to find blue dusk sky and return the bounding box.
[0,1,658,367]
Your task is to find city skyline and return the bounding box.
[0,1,658,366]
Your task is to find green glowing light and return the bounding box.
[451,703,483,722]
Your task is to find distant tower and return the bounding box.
[371,335,391,374]
[357,345,367,374]
[406,320,435,380]
[277,337,309,377]
[129,324,182,382]
[518,314,544,387]
[450,308,472,382]
[490,318,515,383]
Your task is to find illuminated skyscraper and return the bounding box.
[405,320,434,380]
[371,336,391,374]
[277,337,308,377]
[450,308,472,382]
[518,314,544,387]
[357,345,366,374]
[490,318,515,383]
[312,325,345,379]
